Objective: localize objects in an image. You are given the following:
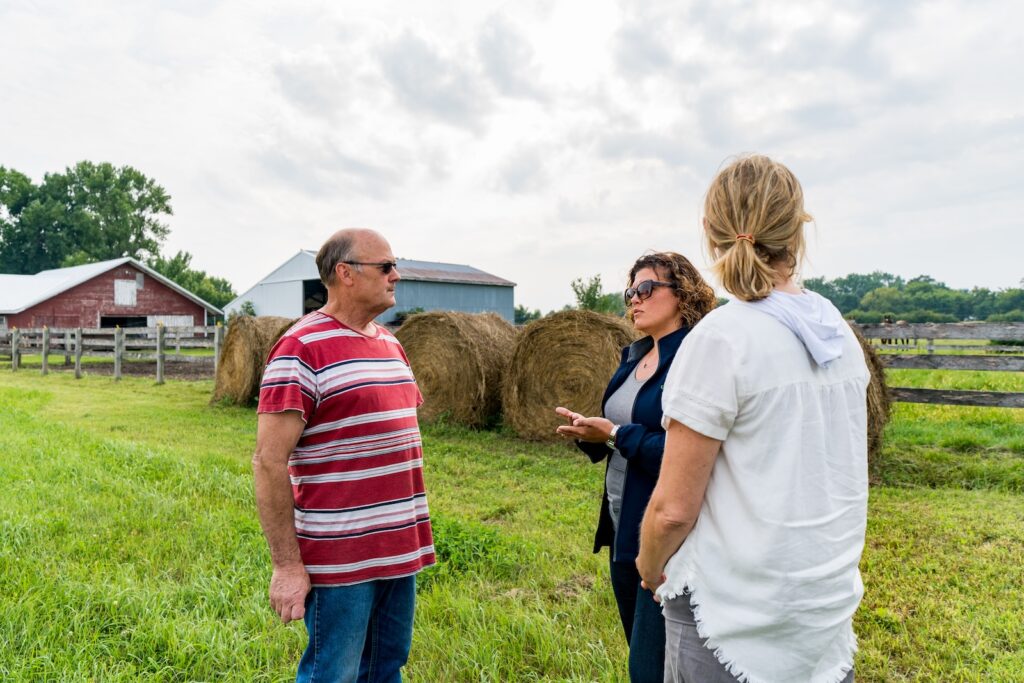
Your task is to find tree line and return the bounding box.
[803,272,1024,323]
[0,162,236,309]
[514,271,1024,325]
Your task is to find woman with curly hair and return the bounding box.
[555,251,717,683]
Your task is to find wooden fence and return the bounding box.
[3,321,1022,406]
[0,325,225,384]
[855,322,1024,408]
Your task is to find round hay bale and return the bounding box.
[850,324,891,466]
[503,310,636,441]
[395,312,517,428]
[211,315,296,405]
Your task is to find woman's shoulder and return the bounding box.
[687,302,763,339]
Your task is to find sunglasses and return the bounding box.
[624,279,673,306]
[343,260,398,275]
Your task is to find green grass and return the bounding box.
[1,371,1023,681]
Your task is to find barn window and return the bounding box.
[114,279,137,306]
[136,273,145,289]
[0,315,7,330]
[101,316,147,328]
[303,279,327,314]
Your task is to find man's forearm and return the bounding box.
[252,452,303,567]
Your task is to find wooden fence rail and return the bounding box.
[4,321,1022,407]
[0,325,225,382]
[854,321,1024,408]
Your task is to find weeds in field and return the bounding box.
[1,371,1023,681]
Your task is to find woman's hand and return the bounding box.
[554,407,614,443]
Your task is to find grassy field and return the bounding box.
[0,366,1023,681]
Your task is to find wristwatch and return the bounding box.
[606,424,620,449]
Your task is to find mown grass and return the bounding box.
[1,369,1023,681]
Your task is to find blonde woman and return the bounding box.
[637,155,869,683]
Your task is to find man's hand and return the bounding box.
[554,406,614,443]
[269,563,311,624]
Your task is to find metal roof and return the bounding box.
[0,257,224,315]
[396,258,515,286]
[265,250,516,287]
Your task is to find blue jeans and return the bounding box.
[296,575,416,683]
[609,558,666,683]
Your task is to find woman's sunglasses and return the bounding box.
[343,260,399,274]
[623,280,673,306]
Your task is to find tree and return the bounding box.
[803,271,904,313]
[514,304,542,325]
[570,275,625,315]
[0,161,171,273]
[148,251,237,310]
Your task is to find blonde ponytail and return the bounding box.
[703,155,812,301]
[714,238,777,301]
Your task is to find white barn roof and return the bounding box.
[0,257,223,315]
[267,250,513,287]
[227,250,515,313]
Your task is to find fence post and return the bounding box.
[10,328,19,371]
[927,338,934,355]
[41,326,50,376]
[214,322,224,375]
[114,326,123,381]
[75,328,83,379]
[156,323,165,385]
[176,330,181,354]
[64,330,72,366]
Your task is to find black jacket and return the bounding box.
[575,325,691,562]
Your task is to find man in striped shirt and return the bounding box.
[253,228,435,683]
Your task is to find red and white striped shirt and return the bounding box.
[258,311,435,586]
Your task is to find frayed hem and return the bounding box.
[665,578,859,683]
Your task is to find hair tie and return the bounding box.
[735,233,755,245]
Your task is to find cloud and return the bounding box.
[377,30,491,132]
[273,46,352,118]
[477,16,548,102]
[254,128,405,200]
[494,146,548,194]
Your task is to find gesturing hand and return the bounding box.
[269,563,311,624]
[554,406,614,443]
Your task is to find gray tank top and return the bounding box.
[603,370,644,544]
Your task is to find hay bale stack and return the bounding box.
[503,310,636,441]
[851,324,892,464]
[396,312,517,428]
[212,315,296,405]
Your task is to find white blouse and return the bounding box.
[658,300,869,683]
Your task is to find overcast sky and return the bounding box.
[2,0,1022,310]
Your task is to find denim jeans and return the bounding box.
[609,558,666,683]
[296,575,416,683]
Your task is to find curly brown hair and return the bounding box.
[626,252,717,328]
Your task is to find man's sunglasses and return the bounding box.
[343,261,399,275]
[624,280,673,306]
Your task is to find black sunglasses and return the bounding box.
[624,280,673,306]
[343,260,398,275]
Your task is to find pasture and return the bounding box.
[1,368,1023,681]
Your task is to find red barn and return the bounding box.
[0,258,222,330]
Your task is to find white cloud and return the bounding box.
[1,0,1022,311]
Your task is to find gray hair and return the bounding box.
[316,232,358,285]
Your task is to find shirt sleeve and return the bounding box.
[661,326,738,441]
[396,342,425,408]
[257,334,317,422]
